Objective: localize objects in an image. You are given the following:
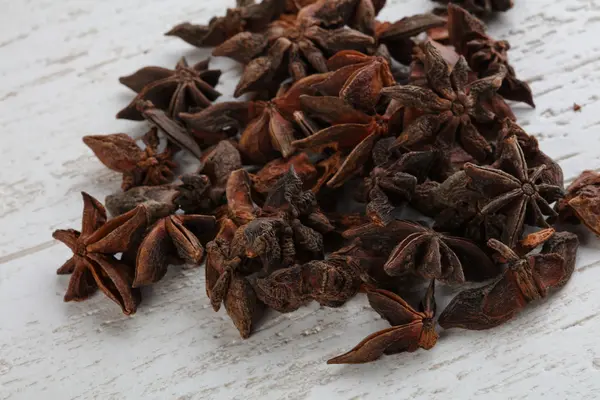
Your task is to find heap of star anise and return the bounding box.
[53,1,599,367]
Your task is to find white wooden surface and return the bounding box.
[2,0,600,398]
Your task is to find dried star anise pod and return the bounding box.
[250,240,366,312]
[83,128,177,191]
[183,74,324,164]
[360,150,438,225]
[134,215,216,287]
[344,220,499,283]
[206,218,264,338]
[328,280,437,364]
[251,152,318,196]
[447,4,534,107]
[166,0,287,48]
[212,3,374,97]
[105,185,179,219]
[375,13,447,65]
[439,229,579,330]
[137,101,203,159]
[382,41,506,162]
[53,192,148,314]
[434,0,513,17]
[117,58,221,121]
[465,136,564,248]
[556,170,600,235]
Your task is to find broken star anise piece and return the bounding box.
[439,229,578,330]
[117,58,221,121]
[434,0,513,17]
[53,192,148,315]
[556,170,600,235]
[213,4,374,97]
[328,280,437,364]
[166,0,287,48]
[382,41,506,161]
[83,128,177,191]
[134,214,216,287]
[465,136,564,248]
[447,4,534,107]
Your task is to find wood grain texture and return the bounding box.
[2,0,600,399]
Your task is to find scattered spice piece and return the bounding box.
[573,103,582,112]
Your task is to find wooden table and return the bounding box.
[2,0,600,398]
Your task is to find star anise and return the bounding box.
[166,0,288,48]
[360,150,437,225]
[327,280,437,364]
[447,4,534,107]
[182,74,324,164]
[250,152,318,196]
[434,0,513,17]
[465,136,564,248]
[556,170,600,235]
[250,240,366,312]
[134,215,216,287]
[116,58,221,121]
[105,185,179,220]
[206,218,264,338]
[53,192,148,315]
[439,229,578,330]
[375,13,447,65]
[83,128,177,191]
[344,220,499,283]
[382,41,506,162]
[212,4,374,97]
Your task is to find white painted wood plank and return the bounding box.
[1,0,600,399]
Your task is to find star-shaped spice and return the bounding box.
[465,136,564,248]
[434,0,513,17]
[447,4,535,107]
[83,128,177,191]
[375,13,447,64]
[328,281,437,364]
[439,229,578,330]
[556,170,600,235]
[134,214,216,287]
[344,220,499,283]
[116,58,221,121]
[53,192,148,315]
[212,4,374,97]
[166,0,288,48]
[382,41,506,162]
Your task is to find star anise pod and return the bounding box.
[250,240,365,312]
[360,150,437,225]
[434,0,513,17]
[182,74,324,164]
[447,4,534,107]
[206,218,264,338]
[137,101,203,159]
[344,220,499,283]
[439,229,579,330]
[327,280,437,364]
[465,136,564,248]
[250,152,318,196]
[53,193,148,315]
[213,4,374,97]
[116,58,221,121]
[134,215,216,287]
[105,185,179,220]
[166,0,287,48]
[375,13,447,65]
[556,170,600,235]
[83,128,177,191]
[382,41,506,162]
